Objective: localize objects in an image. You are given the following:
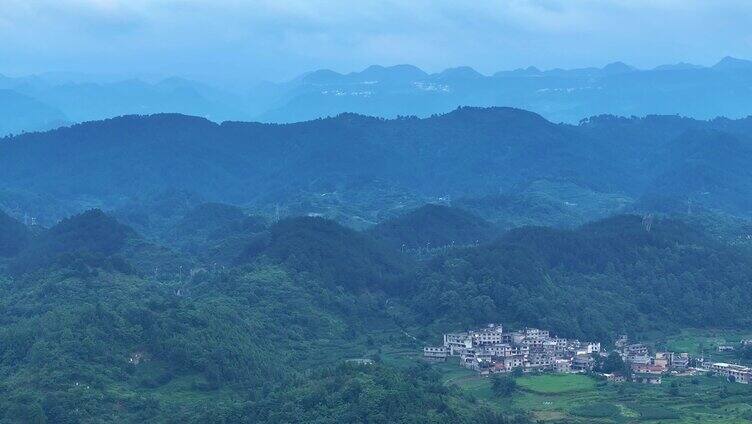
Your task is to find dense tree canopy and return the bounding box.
[0,210,29,258]
[5,108,752,227]
[411,215,752,341]
[2,205,752,422]
[370,204,498,250]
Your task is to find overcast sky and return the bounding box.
[1,0,752,85]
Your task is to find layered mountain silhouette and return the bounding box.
[4,57,752,135]
[254,57,752,124]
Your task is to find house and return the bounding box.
[423,346,448,361]
[718,345,735,353]
[484,343,514,357]
[571,354,594,372]
[491,362,508,374]
[632,373,662,384]
[472,324,504,345]
[346,358,374,365]
[523,328,550,339]
[526,353,553,371]
[625,343,649,359]
[671,352,690,370]
[630,355,652,366]
[709,363,752,384]
[603,373,626,383]
[502,354,525,372]
[654,352,671,368]
[584,343,601,354]
[554,359,572,373]
[444,333,472,355]
[460,349,478,369]
[522,337,546,351]
[615,335,628,349]
[631,363,665,375]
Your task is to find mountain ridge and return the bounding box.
[4,107,752,226]
[5,56,752,135]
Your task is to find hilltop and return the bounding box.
[2,205,752,421]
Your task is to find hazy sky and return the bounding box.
[1,0,752,85]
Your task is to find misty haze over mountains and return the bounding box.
[4,56,752,135]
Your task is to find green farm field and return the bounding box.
[430,363,752,423]
[662,329,752,365]
[515,374,597,394]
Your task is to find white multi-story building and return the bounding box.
[526,353,553,370]
[501,354,525,371]
[423,346,448,361]
[671,352,690,369]
[710,363,752,384]
[554,359,572,373]
[584,343,601,354]
[472,324,504,345]
[443,333,472,355]
[523,328,550,339]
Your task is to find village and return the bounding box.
[424,324,752,385]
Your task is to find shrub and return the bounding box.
[570,402,620,418]
[491,375,517,397]
[633,405,680,420]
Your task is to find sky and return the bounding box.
[1,0,752,86]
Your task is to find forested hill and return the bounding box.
[0,208,522,422]
[238,216,412,292]
[8,209,186,277]
[3,207,752,421]
[0,108,599,203]
[412,214,752,342]
[370,204,498,249]
[0,210,30,258]
[3,107,752,226]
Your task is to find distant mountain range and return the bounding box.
[4,56,752,135]
[3,106,752,227]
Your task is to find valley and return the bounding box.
[3,192,752,422]
[5,3,752,422]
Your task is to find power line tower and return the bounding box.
[641,213,654,232]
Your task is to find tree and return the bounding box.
[668,381,680,396]
[491,375,517,397]
[601,352,626,374]
[738,345,752,360]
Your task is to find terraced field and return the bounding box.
[435,366,752,423]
